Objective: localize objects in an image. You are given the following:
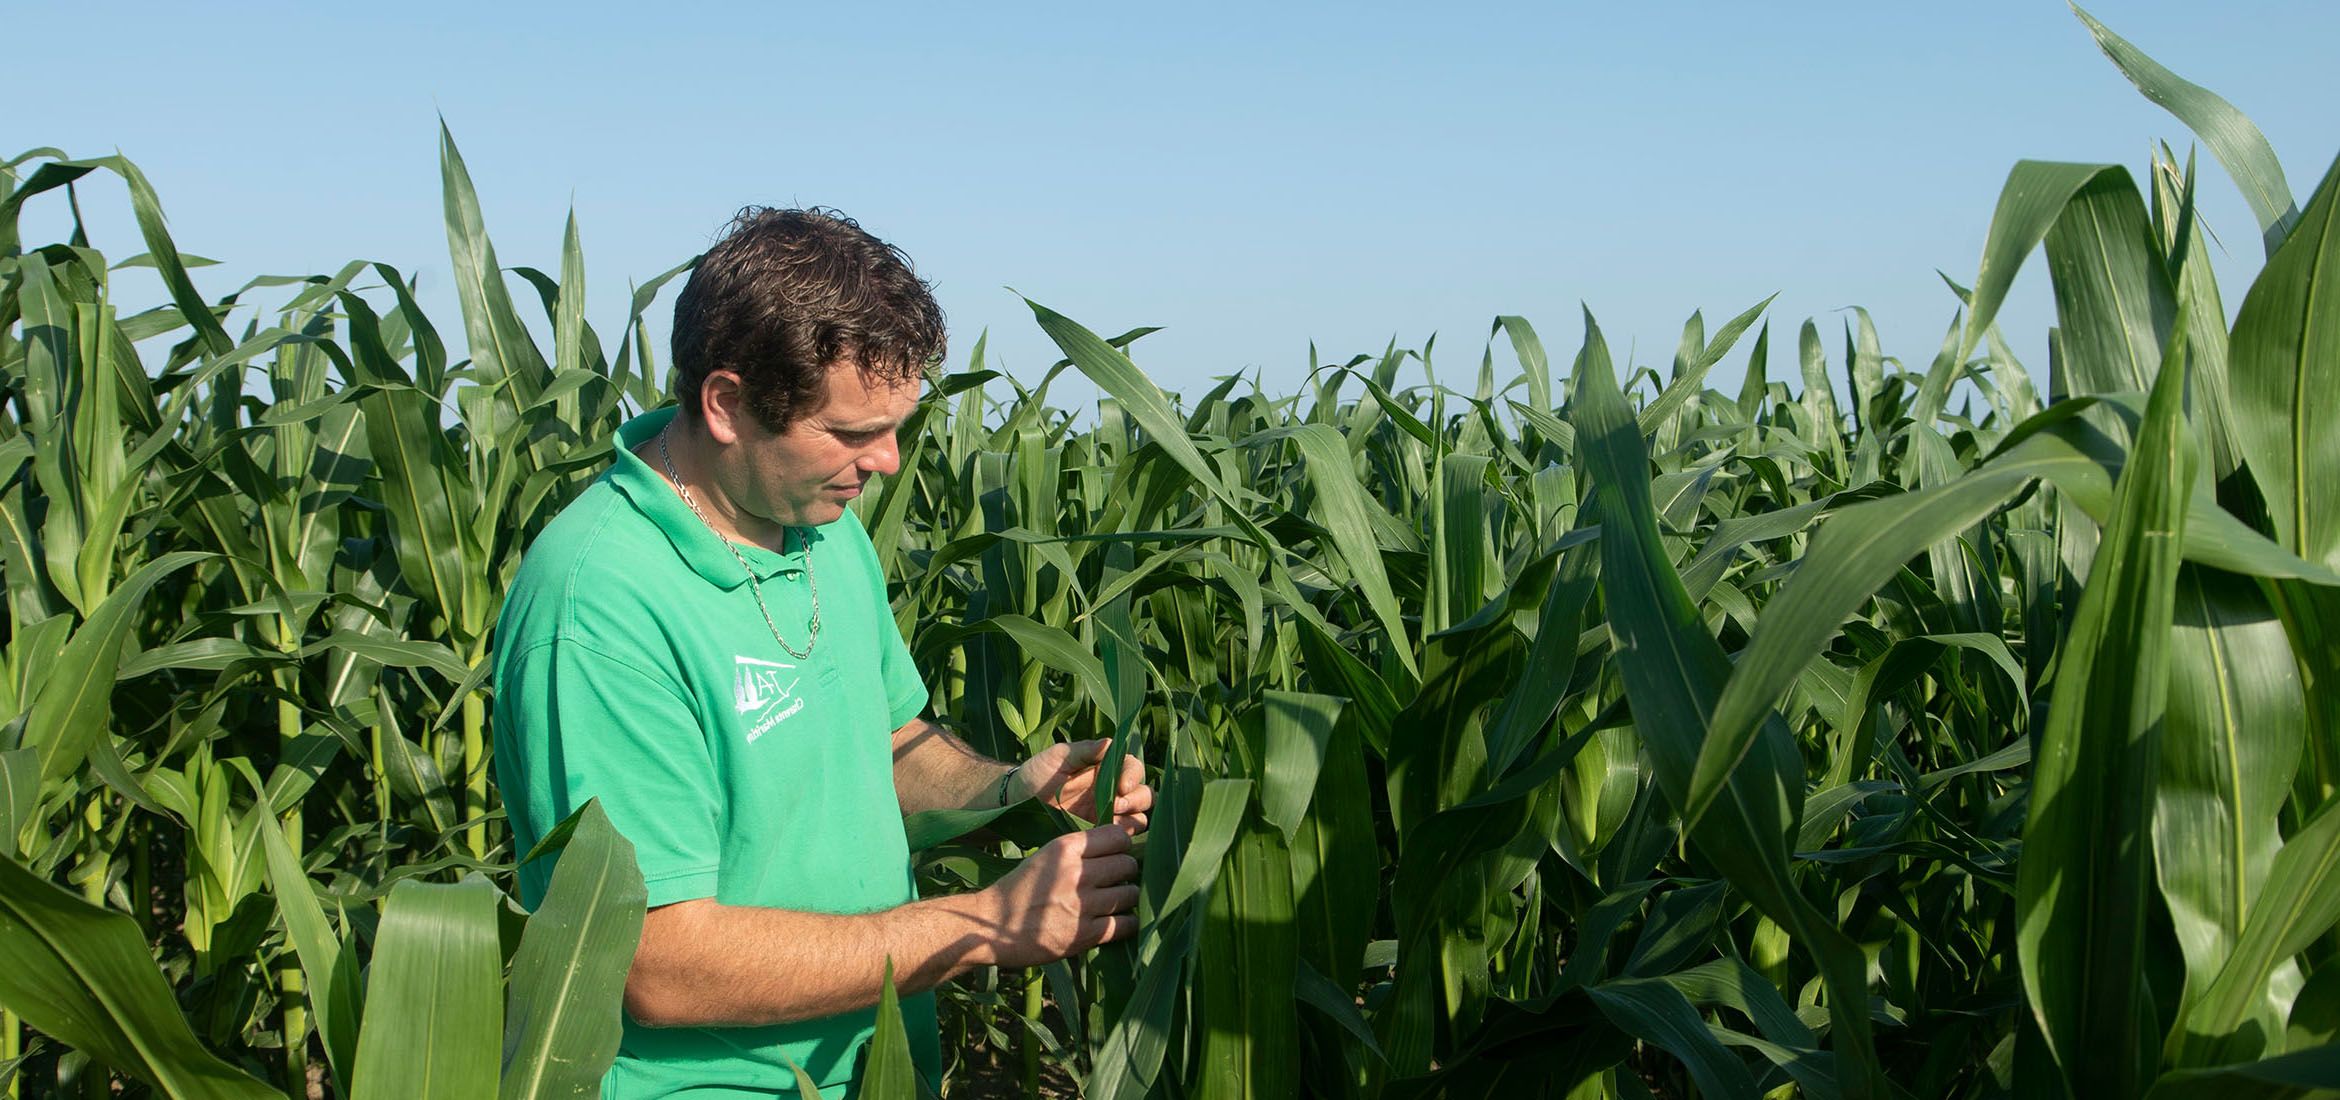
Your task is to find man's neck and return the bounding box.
[641,418,791,553]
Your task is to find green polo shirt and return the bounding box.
[493,406,939,1098]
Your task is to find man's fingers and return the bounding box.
[1091,913,1139,946]
[1084,883,1142,916]
[1081,852,1140,888]
[1065,738,1110,765]
[1113,810,1150,834]
[1075,823,1132,857]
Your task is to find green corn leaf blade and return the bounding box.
[2043,166,2178,414]
[1686,393,2339,835]
[1684,474,2035,820]
[1091,542,1148,824]
[2072,4,2298,255]
[2287,966,2340,1050]
[18,258,92,614]
[2228,149,2340,572]
[2154,567,2305,1047]
[2269,579,2340,816]
[1735,320,1773,420]
[254,786,361,1090]
[429,651,500,736]
[553,209,588,381]
[2150,149,2246,480]
[960,613,1113,719]
[2144,1041,2340,1100]
[500,800,645,1100]
[2176,795,2340,1067]
[1659,958,1820,1050]
[1954,162,2179,442]
[1287,708,1377,1017]
[1567,308,1886,1098]
[439,123,550,409]
[1493,315,1551,413]
[1484,537,1600,776]
[1845,306,1886,431]
[1087,913,1197,1100]
[1257,691,1341,846]
[1294,956,1385,1062]
[1426,453,1496,635]
[900,804,1018,851]
[779,1051,824,1100]
[23,551,207,785]
[0,854,276,1098]
[1158,779,1252,919]
[353,876,505,1099]
[2016,307,2195,1097]
[340,292,474,639]
[1639,295,1775,437]
[1197,813,1299,1100]
[1908,424,1998,636]
[1796,320,1848,476]
[1829,632,2025,781]
[0,158,97,256]
[1954,162,2142,384]
[1384,598,1519,850]
[55,155,231,356]
[302,631,473,683]
[1021,299,1227,504]
[115,636,277,678]
[1023,299,1384,675]
[0,749,36,858]
[1288,423,1416,670]
[862,959,923,1100]
[1585,978,1761,1100]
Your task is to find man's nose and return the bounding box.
[859,434,901,477]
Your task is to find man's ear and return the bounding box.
[699,370,748,445]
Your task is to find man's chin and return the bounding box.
[793,502,849,528]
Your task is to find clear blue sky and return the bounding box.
[15,1,2339,410]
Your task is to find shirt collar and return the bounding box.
[609,407,821,586]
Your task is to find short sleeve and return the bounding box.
[848,510,929,731]
[878,603,929,732]
[498,639,722,909]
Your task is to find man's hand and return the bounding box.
[977,825,1140,968]
[1014,739,1154,832]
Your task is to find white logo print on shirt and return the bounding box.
[734,656,803,743]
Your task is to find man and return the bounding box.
[492,206,1151,1098]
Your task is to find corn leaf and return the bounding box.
[862,959,923,1100]
[353,876,504,1099]
[2016,306,2195,1097]
[2154,567,2304,1046]
[0,855,274,1098]
[2072,4,2298,254]
[500,800,645,1100]
[1568,309,1886,1099]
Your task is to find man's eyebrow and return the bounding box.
[832,417,905,433]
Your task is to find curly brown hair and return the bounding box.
[669,207,945,431]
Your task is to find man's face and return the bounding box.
[729,360,922,530]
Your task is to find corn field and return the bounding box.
[5,11,2340,1099]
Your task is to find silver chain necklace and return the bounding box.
[659,425,820,659]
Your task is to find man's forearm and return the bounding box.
[626,893,996,1029]
[891,717,1016,815]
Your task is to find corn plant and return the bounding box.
[4,7,2339,1100]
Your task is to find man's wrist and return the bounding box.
[994,761,1021,808]
[923,892,1001,970]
